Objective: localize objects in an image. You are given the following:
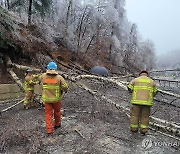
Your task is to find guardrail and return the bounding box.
[153,78,180,89]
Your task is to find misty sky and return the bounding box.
[125,0,180,56]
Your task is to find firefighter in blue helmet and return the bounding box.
[38,62,68,134]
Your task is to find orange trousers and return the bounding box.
[44,101,61,133]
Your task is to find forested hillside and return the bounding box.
[0,0,155,73]
[1,1,180,154]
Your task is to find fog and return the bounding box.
[156,50,180,69]
[126,0,180,62]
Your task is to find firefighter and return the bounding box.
[24,68,38,109]
[38,61,68,134]
[127,70,158,135]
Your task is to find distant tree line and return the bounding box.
[0,0,156,72]
[157,50,180,70]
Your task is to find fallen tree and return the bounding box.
[150,69,180,73]
[6,57,42,72]
[72,75,180,136]
[8,69,24,91]
[75,82,180,138]
[75,75,128,90]
[0,99,24,114]
[5,62,180,137]
[75,74,180,98]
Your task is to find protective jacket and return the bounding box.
[39,70,68,103]
[24,74,38,91]
[128,74,158,106]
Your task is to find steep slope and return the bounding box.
[0,6,105,71]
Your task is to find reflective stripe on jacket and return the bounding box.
[128,75,158,106]
[40,73,68,103]
[24,74,38,91]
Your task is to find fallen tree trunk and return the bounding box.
[5,62,180,136]
[8,69,24,91]
[10,62,180,98]
[6,62,180,99]
[74,80,180,137]
[8,62,71,78]
[75,74,180,98]
[76,82,130,117]
[6,56,42,72]
[69,61,92,74]
[84,83,180,136]
[158,89,180,98]
[75,75,128,90]
[8,62,180,98]
[154,98,180,108]
[6,56,37,91]
[7,62,180,105]
[10,63,42,72]
[0,99,24,114]
[150,69,180,73]
[8,62,42,73]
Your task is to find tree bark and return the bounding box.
[76,6,88,54]
[8,69,24,91]
[109,25,114,61]
[64,0,72,38]
[6,0,10,9]
[28,0,33,25]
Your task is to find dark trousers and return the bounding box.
[130,104,150,133]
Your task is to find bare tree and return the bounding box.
[28,0,32,24]
[6,0,10,9]
[7,0,155,71]
[64,0,73,38]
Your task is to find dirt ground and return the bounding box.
[0,79,180,154]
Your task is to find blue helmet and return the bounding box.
[47,61,57,70]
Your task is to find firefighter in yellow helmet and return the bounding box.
[38,61,68,134]
[24,68,39,109]
[127,70,158,135]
